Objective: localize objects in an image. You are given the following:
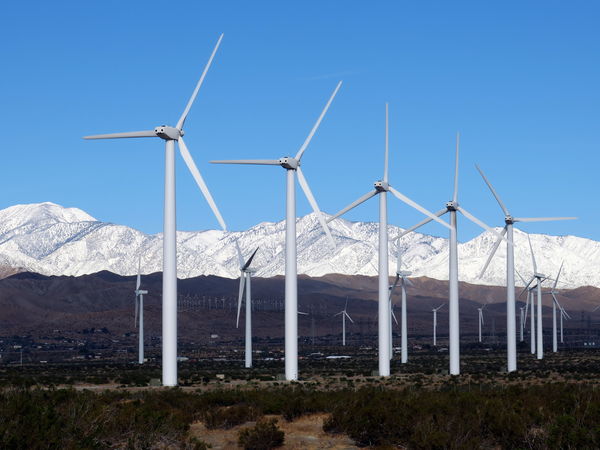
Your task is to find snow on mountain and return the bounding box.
[0,202,597,288]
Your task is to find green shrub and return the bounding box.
[238,418,284,450]
[204,404,261,429]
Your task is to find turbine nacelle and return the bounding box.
[278,157,299,170]
[534,272,546,279]
[135,289,148,295]
[154,126,182,141]
[504,215,514,224]
[397,270,412,277]
[445,200,458,211]
[374,180,389,192]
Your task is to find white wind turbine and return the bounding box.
[520,236,547,359]
[84,35,227,386]
[519,305,525,342]
[235,242,259,368]
[398,134,510,375]
[475,165,575,371]
[517,270,537,354]
[134,256,148,365]
[543,262,571,351]
[432,303,445,347]
[334,298,354,346]
[477,304,487,343]
[211,82,340,381]
[328,104,451,377]
[389,254,413,363]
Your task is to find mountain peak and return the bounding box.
[0,202,97,236]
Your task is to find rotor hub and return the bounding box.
[374,180,389,192]
[505,215,514,224]
[445,200,458,211]
[278,157,299,170]
[154,125,182,141]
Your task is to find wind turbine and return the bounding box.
[84,35,226,386]
[235,242,259,368]
[477,304,486,343]
[475,164,575,371]
[328,104,451,377]
[520,236,547,359]
[389,254,413,363]
[432,304,445,347]
[544,262,570,351]
[398,134,509,375]
[519,305,525,342]
[518,270,536,354]
[211,82,340,381]
[334,298,354,346]
[134,256,148,365]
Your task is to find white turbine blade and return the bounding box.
[398,208,448,239]
[553,261,564,290]
[236,273,246,328]
[475,164,509,216]
[344,296,348,311]
[84,130,156,140]
[435,303,445,311]
[593,304,600,313]
[453,132,460,202]
[519,277,535,298]
[298,311,309,315]
[551,292,563,310]
[296,167,335,248]
[457,206,512,245]
[391,308,398,325]
[295,81,342,161]
[527,235,537,273]
[516,270,528,286]
[136,255,142,290]
[396,249,402,273]
[134,295,139,328]
[513,217,577,223]
[389,187,452,231]
[389,275,400,300]
[479,226,507,278]
[562,308,572,320]
[404,277,414,287]
[176,33,223,130]
[345,311,354,323]
[334,311,343,317]
[242,247,259,271]
[384,103,389,183]
[235,240,245,268]
[210,159,280,165]
[178,137,227,231]
[327,190,378,222]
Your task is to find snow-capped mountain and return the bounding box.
[0,202,597,288]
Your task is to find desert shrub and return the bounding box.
[238,418,284,450]
[203,404,261,429]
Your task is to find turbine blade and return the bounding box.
[234,240,245,268]
[478,226,507,278]
[178,137,227,231]
[236,273,246,328]
[405,277,414,287]
[389,187,452,231]
[384,103,389,182]
[553,261,564,290]
[296,167,335,248]
[295,81,342,161]
[389,275,400,300]
[210,159,280,165]
[475,164,509,216]
[242,247,259,271]
[134,296,139,329]
[453,132,459,202]
[334,311,343,317]
[344,296,348,311]
[551,292,563,310]
[516,270,528,286]
[527,235,537,273]
[327,190,378,222]
[519,277,535,298]
[84,130,156,140]
[397,208,449,239]
[345,311,354,323]
[513,217,577,222]
[391,308,398,325]
[457,206,512,246]
[176,33,223,130]
[136,255,142,290]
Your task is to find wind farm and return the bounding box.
[2,1,600,448]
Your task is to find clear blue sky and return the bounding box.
[1,1,598,241]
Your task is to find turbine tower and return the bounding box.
[432,304,445,347]
[389,254,413,363]
[328,104,450,376]
[518,270,536,354]
[398,134,509,375]
[134,256,148,365]
[334,298,354,346]
[84,35,227,386]
[212,82,340,381]
[475,165,575,371]
[235,243,259,368]
[477,304,486,343]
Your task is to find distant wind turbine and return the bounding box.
[477,304,486,343]
[84,35,227,386]
[134,256,148,365]
[212,82,341,381]
[432,303,445,347]
[389,254,413,363]
[235,242,259,368]
[334,298,354,346]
